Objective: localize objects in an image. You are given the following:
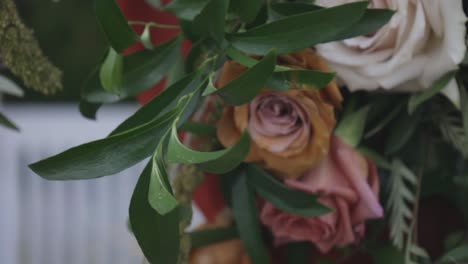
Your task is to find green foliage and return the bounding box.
[335,105,370,147]
[0,112,19,131]
[190,225,239,248]
[99,47,123,93]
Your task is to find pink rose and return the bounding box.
[259,137,383,253]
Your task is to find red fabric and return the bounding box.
[118,0,191,104]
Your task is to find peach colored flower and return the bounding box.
[217,49,342,178]
[259,137,383,253]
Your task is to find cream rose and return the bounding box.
[316,0,467,106]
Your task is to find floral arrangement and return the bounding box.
[27,0,468,263]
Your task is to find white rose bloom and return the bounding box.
[316,0,467,107]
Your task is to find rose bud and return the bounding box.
[217,49,342,178]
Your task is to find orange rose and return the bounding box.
[217,49,342,178]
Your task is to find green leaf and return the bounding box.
[148,143,179,215]
[0,75,23,97]
[83,37,182,104]
[269,3,321,21]
[385,109,421,155]
[165,0,209,20]
[439,244,468,263]
[458,79,468,151]
[29,109,178,180]
[357,147,392,170]
[192,0,228,42]
[140,24,153,50]
[110,71,200,136]
[334,106,370,148]
[408,71,457,114]
[207,49,276,105]
[231,168,270,264]
[129,162,180,264]
[79,100,102,120]
[94,0,138,52]
[227,2,369,55]
[236,0,263,23]
[0,112,19,131]
[247,165,331,217]
[370,246,405,264]
[179,121,217,137]
[99,47,124,93]
[365,102,404,138]
[167,123,250,174]
[190,225,239,248]
[266,70,335,91]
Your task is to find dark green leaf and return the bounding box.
[179,121,217,137]
[167,123,250,174]
[83,37,182,104]
[266,70,335,91]
[370,246,405,264]
[99,47,124,93]
[190,225,239,248]
[458,79,468,150]
[247,165,332,217]
[334,106,370,147]
[269,3,321,21]
[95,0,138,52]
[79,100,102,120]
[385,109,422,155]
[149,143,179,215]
[0,112,19,131]
[286,242,311,264]
[408,71,457,114]
[231,168,269,264]
[207,49,276,105]
[29,109,178,180]
[140,24,153,49]
[236,0,263,23]
[365,102,404,138]
[439,244,468,263]
[192,0,228,42]
[110,71,200,136]
[165,0,209,20]
[129,162,180,264]
[357,147,392,170]
[227,2,369,55]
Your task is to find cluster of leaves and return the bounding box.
[27,0,468,264]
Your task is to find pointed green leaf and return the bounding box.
[192,0,228,42]
[236,0,263,23]
[110,71,200,136]
[79,100,102,120]
[227,2,369,55]
[439,244,468,263]
[334,106,370,147]
[357,147,392,170]
[0,75,23,97]
[207,49,276,105]
[231,168,269,264]
[129,162,180,264]
[179,121,217,137]
[167,123,250,174]
[190,225,239,248]
[29,109,178,180]
[247,165,331,217]
[385,109,422,155]
[408,71,457,114]
[83,37,182,104]
[0,112,19,131]
[95,0,138,52]
[269,3,321,21]
[148,144,179,215]
[266,70,335,91]
[165,0,210,20]
[99,48,124,93]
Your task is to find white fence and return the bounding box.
[0,103,151,264]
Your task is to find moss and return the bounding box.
[0,0,62,94]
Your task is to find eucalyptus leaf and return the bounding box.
[99,47,123,93]
[129,162,181,264]
[166,123,250,174]
[190,225,239,248]
[385,109,422,155]
[192,0,228,42]
[408,71,457,114]
[231,168,270,264]
[0,112,19,131]
[95,0,138,52]
[83,37,182,104]
[206,49,276,105]
[247,165,331,217]
[165,0,209,20]
[227,2,369,55]
[29,109,179,180]
[110,71,200,136]
[334,106,370,148]
[148,144,179,215]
